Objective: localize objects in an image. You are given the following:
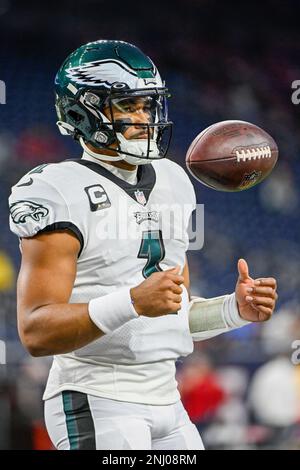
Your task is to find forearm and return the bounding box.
[189,293,250,341]
[19,302,103,356]
[19,286,139,356]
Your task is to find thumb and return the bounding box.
[165,265,181,274]
[237,258,250,281]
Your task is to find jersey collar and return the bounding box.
[74,158,156,206]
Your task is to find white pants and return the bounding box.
[44,391,204,450]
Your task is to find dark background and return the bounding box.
[0,0,299,449]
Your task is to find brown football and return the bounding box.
[185,120,278,191]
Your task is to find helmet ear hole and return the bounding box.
[67,110,84,124]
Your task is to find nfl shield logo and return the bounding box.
[134,190,147,205]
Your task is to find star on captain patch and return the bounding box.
[134,190,146,205]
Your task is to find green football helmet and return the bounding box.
[55,40,172,165]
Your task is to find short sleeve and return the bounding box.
[9,177,84,253]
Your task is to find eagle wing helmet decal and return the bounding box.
[10,200,49,224]
[65,59,157,88]
[65,60,135,87]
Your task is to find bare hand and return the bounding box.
[130,266,184,317]
[235,259,278,322]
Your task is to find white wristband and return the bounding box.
[223,293,250,328]
[88,287,139,334]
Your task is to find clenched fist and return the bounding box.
[130,266,184,317]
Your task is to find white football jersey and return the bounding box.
[9,156,197,405]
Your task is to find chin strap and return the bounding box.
[58,118,162,165]
[79,137,125,162]
[79,136,157,166]
[116,133,159,165]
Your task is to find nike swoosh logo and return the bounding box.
[17,178,33,187]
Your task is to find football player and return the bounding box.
[9,40,278,450]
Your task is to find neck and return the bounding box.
[86,143,137,171]
[106,159,137,171]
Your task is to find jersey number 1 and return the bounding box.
[138,230,165,278]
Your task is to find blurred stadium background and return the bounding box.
[0,0,299,449]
